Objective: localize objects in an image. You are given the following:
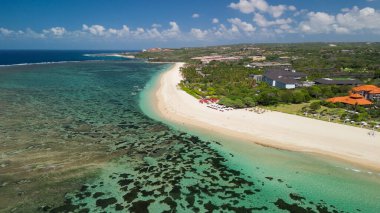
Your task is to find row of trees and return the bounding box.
[218,85,351,108]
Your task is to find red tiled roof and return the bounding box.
[326,96,373,105]
[349,93,364,99]
[327,85,379,105]
[369,88,380,94]
[352,85,380,92]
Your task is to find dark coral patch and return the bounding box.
[96,197,117,209]
[289,193,305,202]
[274,199,311,213]
[129,200,154,213]
[93,192,105,199]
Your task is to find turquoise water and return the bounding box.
[0,61,379,212]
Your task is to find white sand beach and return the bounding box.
[152,63,380,171]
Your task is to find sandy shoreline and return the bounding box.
[151,62,380,171]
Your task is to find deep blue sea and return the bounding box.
[0,51,379,212]
[0,50,136,66]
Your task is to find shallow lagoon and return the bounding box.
[0,61,379,212]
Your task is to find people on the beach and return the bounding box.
[248,107,266,114]
[368,131,376,137]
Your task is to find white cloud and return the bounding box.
[229,0,295,17]
[229,0,268,14]
[25,28,46,39]
[50,27,66,36]
[252,14,295,34]
[108,25,130,37]
[0,21,253,42]
[0,27,13,36]
[152,23,162,28]
[231,24,239,33]
[268,5,287,18]
[192,13,200,18]
[82,24,106,36]
[211,24,241,39]
[79,22,181,40]
[0,23,187,42]
[59,22,181,40]
[336,7,380,31]
[228,18,256,33]
[288,6,297,11]
[299,7,380,34]
[133,28,145,37]
[294,9,308,17]
[162,21,181,38]
[299,12,336,33]
[3,6,380,44]
[146,27,162,39]
[43,27,66,37]
[253,13,292,27]
[188,23,245,41]
[191,28,208,39]
[212,18,219,24]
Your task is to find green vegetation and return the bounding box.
[266,101,380,128]
[135,42,380,83]
[180,61,352,108]
[265,102,311,115]
[178,82,201,99]
[180,60,379,125]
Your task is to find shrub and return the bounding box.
[243,97,257,107]
[355,106,366,113]
[219,97,235,107]
[321,101,336,108]
[279,90,293,103]
[351,112,369,122]
[258,91,279,106]
[310,101,321,111]
[292,91,306,104]
[308,86,322,98]
[233,99,245,108]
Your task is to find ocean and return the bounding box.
[0,50,379,212]
[0,50,134,66]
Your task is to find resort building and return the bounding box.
[325,84,380,106]
[314,78,362,86]
[144,48,173,53]
[251,55,266,61]
[249,74,263,83]
[195,67,210,78]
[247,62,292,69]
[263,68,307,89]
[352,85,380,102]
[326,93,373,106]
[191,55,241,64]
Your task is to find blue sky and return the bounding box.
[0,0,379,49]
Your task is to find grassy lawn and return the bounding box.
[264,102,311,115]
[263,102,379,131]
[264,102,346,120]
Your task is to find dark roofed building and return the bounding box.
[263,68,307,89]
[314,78,362,86]
[249,74,263,83]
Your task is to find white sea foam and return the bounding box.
[0,60,104,67]
[83,53,135,59]
[341,166,378,175]
[83,53,113,57]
